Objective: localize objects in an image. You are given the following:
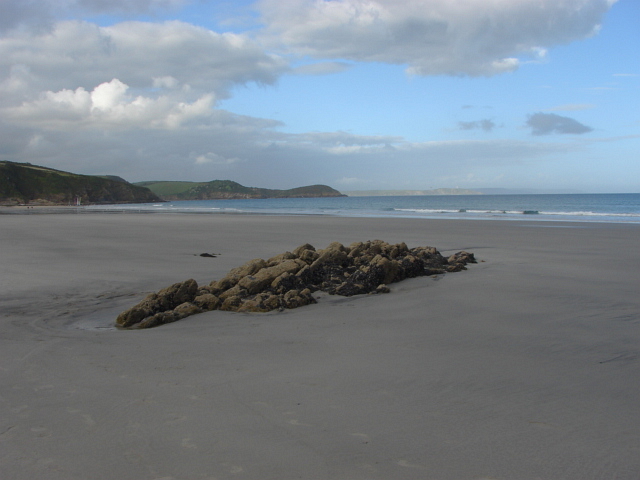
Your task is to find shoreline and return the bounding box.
[4,195,640,225]
[3,204,640,226]
[2,213,639,479]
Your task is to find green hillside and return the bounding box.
[0,161,161,205]
[137,180,345,200]
[135,181,204,197]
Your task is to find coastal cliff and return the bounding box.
[0,161,161,206]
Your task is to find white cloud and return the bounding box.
[91,79,128,112]
[295,131,403,146]
[458,119,496,132]
[526,112,594,135]
[0,20,288,105]
[326,145,364,154]
[75,0,187,14]
[152,76,180,89]
[0,0,53,33]
[193,152,241,165]
[6,78,216,130]
[0,0,188,32]
[0,17,291,150]
[258,0,617,76]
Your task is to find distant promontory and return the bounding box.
[136,180,345,200]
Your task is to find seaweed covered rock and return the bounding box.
[115,279,198,328]
[116,240,476,329]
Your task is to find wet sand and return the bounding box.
[1,213,639,479]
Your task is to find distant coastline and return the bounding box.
[343,187,588,196]
[0,161,345,205]
[343,188,482,196]
[137,180,345,201]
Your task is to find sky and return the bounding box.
[0,0,638,193]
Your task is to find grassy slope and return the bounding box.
[135,181,205,196]
[137,180,344,200]
[0,161,161,205]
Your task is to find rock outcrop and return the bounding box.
[116,240,476,329]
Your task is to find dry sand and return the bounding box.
[1,213,639,480]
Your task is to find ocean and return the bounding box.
[86,193,640,224]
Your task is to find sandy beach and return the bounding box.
[1,212,639,479]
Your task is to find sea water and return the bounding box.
[85,193,640,224]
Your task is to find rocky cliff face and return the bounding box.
[0,161,161,205]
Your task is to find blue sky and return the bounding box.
[0,0,638,192]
